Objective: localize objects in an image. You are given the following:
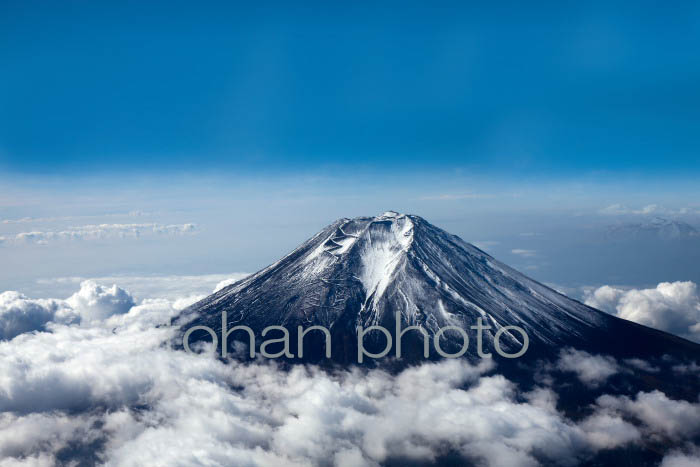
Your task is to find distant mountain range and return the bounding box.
[606,217,699,240]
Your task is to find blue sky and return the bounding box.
[2,0,700,175]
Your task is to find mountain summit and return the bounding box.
[182,212,699,363]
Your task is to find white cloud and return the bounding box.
[595,390,700,440]
[0,412,98,466]
[556,348,619,387]
[511,249,537,258]
[0,279,191,339]
[600,204,659,215]
[660,447,700,467]
[0,292,78,340]
[419,193,495,201]
[66,280,135,323]
[623,358,660,373]
[578,412,641,449]
[584,281,700,343]
[583,285,626,313]
[672,361,700,376]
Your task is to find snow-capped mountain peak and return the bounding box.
[182,213,699,363]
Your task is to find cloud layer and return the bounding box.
[0,281,697,466]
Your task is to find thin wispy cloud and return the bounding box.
[418,193,496,201]
[1,210,153,225]
[599,204,700,216]
[600,204,659,215]
[4,223,197,245]
[511,248,537,258]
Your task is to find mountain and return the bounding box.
[606,217,699,240]
[180,212,699,369]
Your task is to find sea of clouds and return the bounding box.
[0,279,698,466]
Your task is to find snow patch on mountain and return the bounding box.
[357,214,414,307]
